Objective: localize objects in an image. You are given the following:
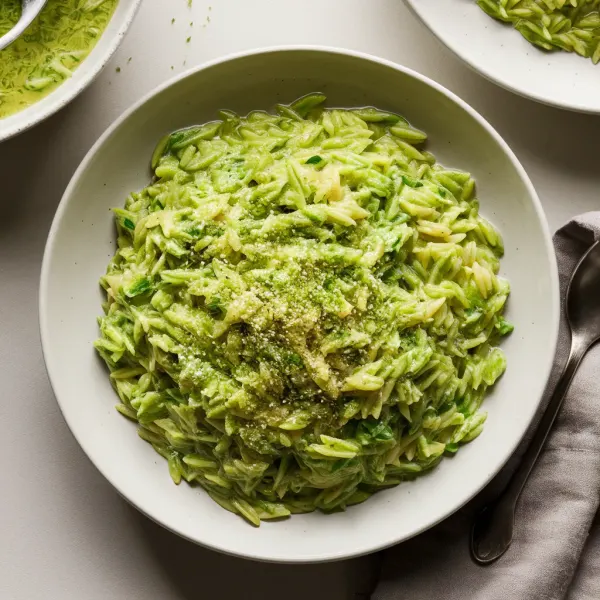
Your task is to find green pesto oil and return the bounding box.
[0,0,119,119]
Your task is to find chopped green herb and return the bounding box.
[207,296,225,317]
[402,175,423,188]
[306,155,322,165]
[126,278,151,298]
[285,353,304,367]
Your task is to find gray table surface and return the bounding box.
[1,1,599,598]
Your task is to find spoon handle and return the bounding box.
[470,335,589,565]
[0,0,48,52]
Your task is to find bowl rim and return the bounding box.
[0,0,143,142]
[39,45,560,563]
[402,0,600,115]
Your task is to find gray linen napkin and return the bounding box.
[373,212,600,600]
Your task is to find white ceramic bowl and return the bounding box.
[0,0,142,142]
[40,47,559,563]
[404,0,600,113]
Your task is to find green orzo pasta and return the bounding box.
[95,94,512,526]
[477,0,600,63]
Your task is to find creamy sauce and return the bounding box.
[0,0,118,118]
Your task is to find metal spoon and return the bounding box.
[471,240,600,565]
[0,0,48,52]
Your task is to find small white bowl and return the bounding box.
[0,0,142,142]
[40,47,559,563]
[404,0,600,113]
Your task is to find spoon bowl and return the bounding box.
[568,242,600,345]
[0,0,48,52]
